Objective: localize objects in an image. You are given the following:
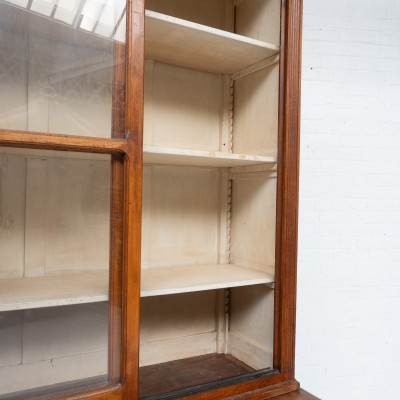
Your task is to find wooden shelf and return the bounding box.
[145,10,279,74]
[0,266,273,310]
[141,264,274,297]
[0,271,109,312]
[143,146,276,168]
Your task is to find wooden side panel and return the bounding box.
[230,175,277,274]
[145,0,226,29]
[233,64,279,156]
[144,62,222,151]
[235,0,281,44]
[273,0,303,380]
[142,166,220,268]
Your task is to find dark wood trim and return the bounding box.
[121,0,145,399]
[63,385,122,400]
[0,130,127,155]
[181,380,299,400]
[108,40,128,385]
[274,0,303,382]
[0,376,110,400]
[112,42,127,140]
[108,153,125,386]
[139,354,257,399]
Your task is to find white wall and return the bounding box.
[297,0,400,399]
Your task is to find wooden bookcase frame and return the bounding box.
[0,0,302,398]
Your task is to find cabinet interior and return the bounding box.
[140,0,281,393]
[0,0,281,397]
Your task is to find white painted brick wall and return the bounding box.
[297,0,400,398]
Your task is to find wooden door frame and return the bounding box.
[0,0,302,398]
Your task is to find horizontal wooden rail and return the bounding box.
[0,130,127,155]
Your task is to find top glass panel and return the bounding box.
[0,0,126,138]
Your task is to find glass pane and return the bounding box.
[0,0,126,137]
[0,147,115,398]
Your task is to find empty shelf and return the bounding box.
[143,146,277,167]
[145,11,280,74]
[0,271,109,311]
[141,264,274,297]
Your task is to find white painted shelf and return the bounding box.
[0,271,109,312]
[145,10,280,74]
[141,264,274,297]
[0,266,273,310]
[143,145,277,168]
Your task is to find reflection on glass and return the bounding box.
[0,147,112,397]
[0,0,126,137]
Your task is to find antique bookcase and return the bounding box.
[0,0,302,399]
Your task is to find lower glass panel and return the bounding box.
[0,304,109,397]
[0,147,113,398]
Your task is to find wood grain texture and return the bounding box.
[121,0,144,399]
[0,130,127,154]
[179,379,300,400]
[108,39,127,385]
[139,354,254,399]
[273,0,303,381]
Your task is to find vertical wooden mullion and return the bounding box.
[274,0,303,380]
[123,0,145,398]
[108,38,127,385]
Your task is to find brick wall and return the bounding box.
[296,0,400,398]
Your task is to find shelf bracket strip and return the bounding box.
[231,54,280,81]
